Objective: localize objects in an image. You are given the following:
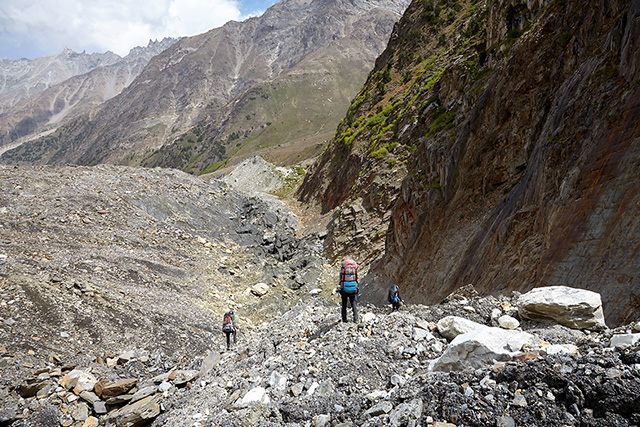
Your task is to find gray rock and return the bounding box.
[93,401,108,415]
[412,327,435,341]
[269,370,288,391]
[498,315,520,330]
[313,414,331,427]
[158,381,173,393]
[306,381,319,396]
[0,403,19,425]
[316,380,334,395]
[19,380,49,398]
[173,369,198,386]
[251,282,270,297]
[365,401,393,417]
[71,402,89,421]
[436,316,486,340]
[609,333,640,349]
[117,350,136,364]
[98,378,138,398]
[290,382,304,397]
[497,415,515,427]
[517,286,607,330]
[130,386,157,403]
[390,374,405,386]
[105,394,133,406]
[362,312,377,323]
[432,326,535,371]
[105,394,162,426]
[79,391,100,404]
[237,386,270,407]
[199,350,220,378]
[388,398,422,427]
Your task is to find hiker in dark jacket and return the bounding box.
[222,311,237,349]
[337,257,359,322]
[388,284,402,311]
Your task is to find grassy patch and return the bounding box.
[426,109,456,138]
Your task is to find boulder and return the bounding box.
[79,391,100,404]
[498,315,520,330]
[269,371,288,391]
[365,401,393,417]
[251,282,270,297]
[412,327,435,341]
[19,380,49,398]
[609,333,640,349]
[313,414,331,427]
[517,286,607,330]
[389,398,423,427]
[173,369,198,387]
[536,343,579,355]
[236,386,270,407]
[104,393,162,427]
[431,326,536,371]
[98,378,138,399]
[93,401,108,415]
[82,417,99,427]
[130,386,157,404]
[199,350,220,378]
[436,316,486,340]
[362,312,377,323]
[60,370,97,393]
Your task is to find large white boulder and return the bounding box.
[517,286,607,330]
[436,316,486,341]
[430,326,536,371]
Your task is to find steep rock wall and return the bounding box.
[299,0,640,326]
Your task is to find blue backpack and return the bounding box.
[341,260,358,293]
[388,284,400,303]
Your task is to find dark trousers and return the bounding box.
[225,330,236,349]
[341,292,358,322]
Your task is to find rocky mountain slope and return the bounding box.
[2,254,639,426]
[0,164,332,370]
[0,159,638,427]
[298,0,640,327]
[0,49,120,114]
[0,0,410,174]
[0,39,178,154]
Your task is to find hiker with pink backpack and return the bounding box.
[222,310,237,350]
[336,257,359,323]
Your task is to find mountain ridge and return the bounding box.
[0,0,410,173]
[0,38,179,151]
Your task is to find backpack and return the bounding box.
[222,312,234,332]
[388,284,400,304]
[341,259,358,293]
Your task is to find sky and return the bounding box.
[0,0,279,60]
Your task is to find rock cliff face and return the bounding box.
[0,0,410,173]
[0,40,177,151]
[298,0,640,326]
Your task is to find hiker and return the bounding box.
[388,284,402,311]
[337,257,359,322]
[222,310,237,350]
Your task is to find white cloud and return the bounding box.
[0,0,246,58]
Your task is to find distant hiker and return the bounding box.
[388,284,402,311]
[337,257,359,323]
[222,310,237,350]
